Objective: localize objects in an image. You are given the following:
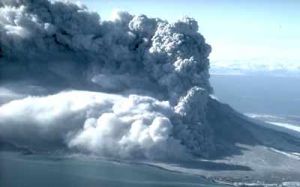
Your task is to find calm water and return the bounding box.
[211,75,300,116]
[0,152,227,187]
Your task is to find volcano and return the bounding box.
[0,0,300,185]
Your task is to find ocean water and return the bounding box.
[211,74,300,117]
[0,152,227,187]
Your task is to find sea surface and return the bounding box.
[0,152,227,187]
[211,74,300,117]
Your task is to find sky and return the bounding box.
[80,0,300,68]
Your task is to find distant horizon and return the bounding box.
[80,0,300,70]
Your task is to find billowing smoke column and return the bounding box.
[0,0,214,159]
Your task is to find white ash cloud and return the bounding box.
[0,91,188,159]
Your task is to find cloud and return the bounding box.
[1,0,299,164]
[0,0,214,160]
[0,90,188,159]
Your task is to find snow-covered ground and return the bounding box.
[246,113,300,136]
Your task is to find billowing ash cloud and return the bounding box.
[0,0,214,160]
[0,91,188,159]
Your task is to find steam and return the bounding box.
[0,0,214,159]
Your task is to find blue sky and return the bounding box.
[80,0,300,67]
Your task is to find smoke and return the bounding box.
[0,0,214,160]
